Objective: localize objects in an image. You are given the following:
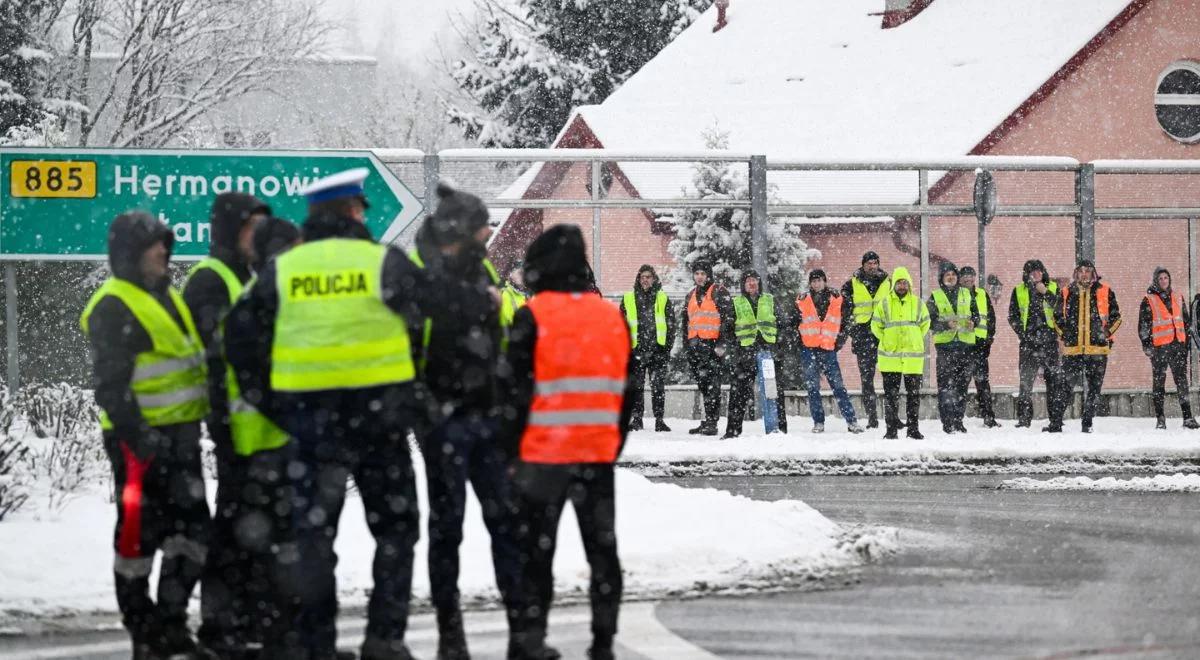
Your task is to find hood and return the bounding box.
[107,211,174,285]
[938,260,958,287]
[252,217,300,271]
[1149,266,1172,295]
[740,269,763,296]
[633,264,661,295]
[890,266,913,294]
[691,260,714,282]
[425,182,489,247]
[301,209,373,242]
[1022,259,1049,284]
[209,192,269,262]
[524,225,593,293]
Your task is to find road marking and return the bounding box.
[620,602,721,659]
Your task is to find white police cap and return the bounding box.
[299,167,370,205]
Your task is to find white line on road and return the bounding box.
[620,603,722,659]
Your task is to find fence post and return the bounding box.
[919,170,931,390]
[1191,217,1198,400]
[1075,164,1096,264]
[591,160,602,286]
[749,155,769,280]
[4,263,18,390]
[419,153,440,245]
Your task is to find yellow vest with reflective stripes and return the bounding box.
[931,288,976,346]
[187,258,290,456]
[622,290,668,348]
[851,275,890,324]
[1015,281,1058,331]
[271,239,414,392]
[871,291,929,374]
[80,278,209,429]
[973,287,989,340]
[733,294,777,346]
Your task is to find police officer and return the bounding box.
[183,192,273,658]
[503,225,635,660]
[927,262,979,434]
[871,267,929,439]
[957,267,1001,428]
[1056,259,1121,433]
[681,261,733,435]
[225,168,441,659]
[81,211,211,660]
[1009,259,1065,432]
[619,265,676,432]
[841,251,891,428]
[725,270,787,438]
[1140,267,1199,429]
[410,183,520,660]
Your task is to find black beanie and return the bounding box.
[939,261,958,281]
[523,225,592,293]
[808,269,827,283]
[958,265,977,278]
[862,251,880,265]
[691,260,714,279]
[425,181,489,246]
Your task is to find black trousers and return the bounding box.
[511,463,621,652]
[966,344,996,420]
[1151,342,1191,418]
[726,347,787,433]
[935,345,972,429]
[103,424,210,646]
[882,372,921,431]
[1018,342,1064,425]
[852,331,879,422]
[687,340,723,424]
[629,349,668,421]
[1063,354,1108,426]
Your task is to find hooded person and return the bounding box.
[502,224,636,660]
[957,265,1001,428]
[723,269,787,438]
[791,269,862,433]
[926,261,979,434]
[1055,259,1121,433]
[619,264,677,431]
[841,250,891,428]
[680,260,735,435]
[80,211,212,659]
[1008,258,1066,431]
[1139,267,1198,430]
[251,216,301,272]
[871,266,929,439]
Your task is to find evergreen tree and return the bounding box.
[668,126,820,293]
[449,0,708,148]
[0,0,51,137]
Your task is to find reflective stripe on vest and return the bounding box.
[622,290,668,348]
[851,276,888,325]
[1015,281,1058,331]
[520,292,630,464]
[973,288,989,340]
[931,288,976,346]
[733,294,776,346]
[272,239,414,392]
[871,293,928,375]
[1147,292,1187,346]
[80,278,209,429]
[795,293,841,350]
[687,287,721,339]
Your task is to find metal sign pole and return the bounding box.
[919,170,931,391]
[1190,217,1198,404]
[4,263,19,390]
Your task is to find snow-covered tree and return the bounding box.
[447,0,708,148]
[668,126,820,293]
[0,0,54,137]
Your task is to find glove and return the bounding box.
[714,345,727,358]
[1143,345,1153,358]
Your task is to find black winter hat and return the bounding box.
[523,225,592,293]
[107,211,173,282]
[691,260,714,279]
[426,181,489,246]
[862,250,880,265]
[209,192,270,255]
[808,269,827,283]
[938,261,958,282]
[252,216,300,271]
[1022,259,1048,282]
[958,265,977,278]
[1076,259,1095,269]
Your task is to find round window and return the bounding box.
[1155,61,1200,144]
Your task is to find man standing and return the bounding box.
[957,266,1001,428]
[80,212,211,659]
[1140,267,1199,429]
[791,269,863,433]
[842,251,891,428]
[503,225,635,660]
[500,261,529,330]
[725,270,787,438]
[226,169,442,659]
[681,261,733,435]
[927,262,979,434]
[1008,259,1066,432]
[1056,260,1121,433]
[620,265,676,432]
[871,267,929,439]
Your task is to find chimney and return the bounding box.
[713,0,729,33]
[881,0,934,29]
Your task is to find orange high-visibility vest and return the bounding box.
[520,291,631,464]
[687,287,721,339]
[1146,292,1186,347]
[795,292,842,350]
[1063,282,1113,330]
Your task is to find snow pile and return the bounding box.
[1000,474,1200,492]
[0,466,889,618]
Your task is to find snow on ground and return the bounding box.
[622,417,1200,476]
[0,460,894,619]
[1000,474,1200,492]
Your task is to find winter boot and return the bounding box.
[1016,419,1031,428]
[507,629,561,660]
[688,423,708,435]
[132,642,162,660]
[906,426,924,440]
[883,426,898,440]
[721,426,741,440]
[867,412,879,429]
[811,423,825,434]
[1041,423,1063,433]
[983,417,1001,428]
[699,421,719,436]
[436,609,470,660]
[362,636,415,660]
[1185,418,1200,430]
[954,422,968,433]
[1182,402,1199,429]
[655,419,671,432]
[1157,417,1168,430]
[847,422,864,434]
[153,623,199,659]
[628,417,643,431]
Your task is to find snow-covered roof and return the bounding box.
[501,0,1131,205]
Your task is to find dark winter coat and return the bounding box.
[501,226,637,461]
[618,266,677,357]
[841,266,889,348]
[1055,277,1122,356]
[787,287,850,352]
[411,222,502,416]
[1139,267,1191,352]
[927,267,980,349]
[86,212,190,453]
[972,287,998,350]
[251,216,301,272]
[1007,259,1059,347]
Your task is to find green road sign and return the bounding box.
[0,148,423,260]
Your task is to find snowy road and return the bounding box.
[4,474,1200,658]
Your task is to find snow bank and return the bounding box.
[1000,474,1200,492]
[622,417,1200,476]
[0,466,889,618]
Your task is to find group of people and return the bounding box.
[81,170,631,660]
[621,251,1199,440]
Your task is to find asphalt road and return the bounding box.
[3,474,1200,659]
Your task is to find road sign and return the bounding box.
[0,148,423,260]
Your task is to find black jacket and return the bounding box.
[927,284,980,348]
[1140,268,1190,352]
[788,288,850,351]
[618,269,677,355]
[1008,260,1059,347]
[841,267,889,344]
[1055,278,1121,356]
[680,281,735,351]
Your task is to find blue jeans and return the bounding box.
[801,348,857,425]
